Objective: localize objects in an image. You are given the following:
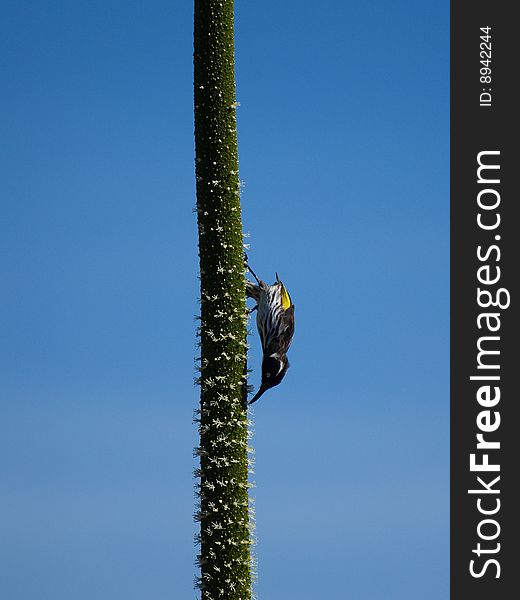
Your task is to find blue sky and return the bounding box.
[1,1,448,598]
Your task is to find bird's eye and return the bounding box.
[266,373,271,378]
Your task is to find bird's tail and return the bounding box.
[245,279,261,301]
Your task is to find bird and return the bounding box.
[244,256,295,404]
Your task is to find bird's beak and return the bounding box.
[249,385,268,405]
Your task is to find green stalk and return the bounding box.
[193,1,251,598]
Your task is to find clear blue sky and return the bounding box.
[1,1,448,598]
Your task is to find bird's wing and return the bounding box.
[280,282,292,310]
[280,305,295,353]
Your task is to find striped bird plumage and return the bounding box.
[246,266,295,404]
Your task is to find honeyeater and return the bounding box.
[245,257,295,404]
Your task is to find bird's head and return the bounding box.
[249,353,289,404]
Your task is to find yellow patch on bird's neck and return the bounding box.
[280,284,292,310]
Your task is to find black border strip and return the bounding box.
[451,2,518,597]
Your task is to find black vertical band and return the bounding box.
[451,1,518,597]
